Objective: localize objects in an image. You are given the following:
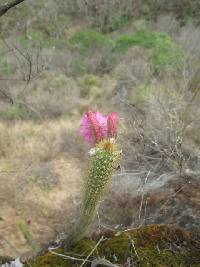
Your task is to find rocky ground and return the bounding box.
[101,172,200,231]
[1,160,199,262]
[1,224,200,266]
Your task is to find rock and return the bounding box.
[1,258,23,267]
[26,225,200,267]
[100,173,200,230]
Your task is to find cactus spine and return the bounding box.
[64,139,121,249]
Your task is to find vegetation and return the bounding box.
[68,30,113,52]
[115,30,185,72]
[0,0,200,265]
[0,58,12,74]
[27,225,200,266]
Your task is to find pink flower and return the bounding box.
[107,112,118,138]
[80,110,119,144]
[80,111,107,144]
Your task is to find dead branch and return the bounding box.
[0,0,26,17]
[0,88,14,104]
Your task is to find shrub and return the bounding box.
[130,84,153,105]
[18,30,68,50]
[0,105,34,120]
[68,30,114,52]
[79,74,101,97]
[70,58,88,76]
[0,59,12,75]
[18,30,53,49]
[115,30,161,51]
[68,30,117,75]
[49,74,69,89]
[109,14,131,31]
[79,74,101,89]
[115,30,185,72]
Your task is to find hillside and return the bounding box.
[0,1,200,266]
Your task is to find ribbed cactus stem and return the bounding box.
[64,139,121,250]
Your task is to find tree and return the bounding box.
[0,0,26,17]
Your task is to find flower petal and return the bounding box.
[80,111,108,144]
[107,112,118,138]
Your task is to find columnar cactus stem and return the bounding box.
[18,220,41,254]
[64,111,121,250]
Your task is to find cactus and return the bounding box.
[64,111,121,250]
[18,220,41,254]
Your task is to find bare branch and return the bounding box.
[0,88,14,104]
[0,0,26,17]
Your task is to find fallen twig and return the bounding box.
[80,236,105,267]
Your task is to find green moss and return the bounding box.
[27,225,200,267]
[29,241,97,267]
[29,249,71,267]
[70,239,97,256]
[99,225,200,266]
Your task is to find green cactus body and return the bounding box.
[64,139,121,249]
[18,221,41,254]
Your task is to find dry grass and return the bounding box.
[0,157,83,257]
[0,118,87,257]
[121,76,200,174]
[1,6,200,260]
[0,77,200,258]
[0,119,85,162]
